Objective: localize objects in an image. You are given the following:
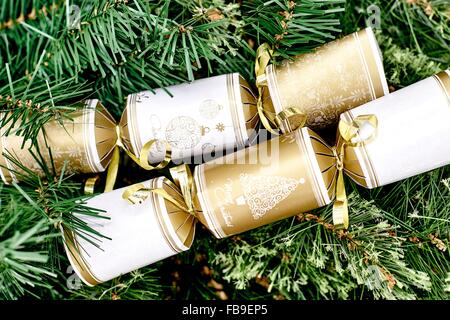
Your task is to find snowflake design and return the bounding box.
[215,123,225,132]
[50,147,82,159]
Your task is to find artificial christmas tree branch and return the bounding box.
[0,72,91,142]
[243,0,345,59]
[0,161,109,299]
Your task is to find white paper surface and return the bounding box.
[127,73,249,164]
[68,178,178,283]
[348,72,450,187]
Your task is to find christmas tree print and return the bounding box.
[239,173,305,220]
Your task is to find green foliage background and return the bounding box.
[0,0,449,300]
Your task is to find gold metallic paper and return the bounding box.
[239,76,259,142]
[0,100,117,183]
[147,177,197,251]
[194,127,334,238]
[264,27,389,129]
[434,71,450,102]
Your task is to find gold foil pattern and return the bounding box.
[150,177,196,251]
[264,27,389,129]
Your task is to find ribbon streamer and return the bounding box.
[122,164,201,219]
[255,43,307,134]
[333,114,378,229]
[84,175,100,195]
[86,125,172,194]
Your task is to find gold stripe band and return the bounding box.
[194,165,225,238]
[346,112,379,187]
[434,71,450,103]
[62,227,102,286]
[128,94,142,157]
[83,101,97,173]
[357,28,386,99]
[227,74,246,149]
[151,178,185,253]
[296,129,326,207]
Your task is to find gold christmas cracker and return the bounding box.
[191,114,382,235]
[262,27,389,130]
[0,100,117,183]
[193,127,335,238]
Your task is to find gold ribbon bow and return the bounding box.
[332,114,378,229]
[255,43,307,134]
[122,164,201,219]
[121,164,198,251]
[85,126,172,194]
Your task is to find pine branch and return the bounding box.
[375,32,444,87]
[0,216,57,299]
[0,1,65,80]
[209,192,436,299]
[341,0,450,64]
[242,0,345,59]
[1,1,249,113]
[0,74,91,142]
[0,152,112,299]
[69,266,162,300]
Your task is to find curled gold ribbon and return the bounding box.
[274,107,307,133]
[168,164,198,217]
[122,164,201,218]
[104,146,120,193]
[255,43,307,134]
[91,126,172,193]
[255,43,273,88]
[84,175,101,195]
[255,43,278,134]
[333,114,378,229]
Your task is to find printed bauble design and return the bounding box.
[199,99,223,119]
[239,173,305,220]
[165,116,202,150]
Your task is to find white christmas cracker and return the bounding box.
[63,177,195,286]
[119,73,257,165]
[342,70,450,188]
